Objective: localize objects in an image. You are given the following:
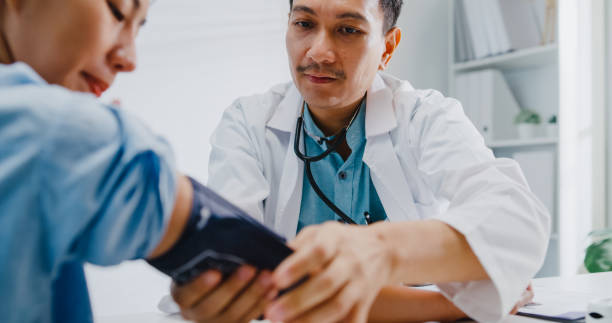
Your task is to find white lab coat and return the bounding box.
[207,73,551,322]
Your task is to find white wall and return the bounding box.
[87,0,450,317]
[101,0,291,182]
[387,0,450,94]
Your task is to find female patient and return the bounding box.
[0,1,196,322]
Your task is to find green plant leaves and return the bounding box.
[514,109,541,125]
[585,237,612,273]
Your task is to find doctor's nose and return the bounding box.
[306,32,336,65]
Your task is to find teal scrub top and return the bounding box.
[297,100,387,233]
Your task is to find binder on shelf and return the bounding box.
[487,0,511,54]
[453,69,520,142]
[498,0,542,51]
[479,0,510,56]
[454,0,556,63]
[454,0,475,62]
[454,1,467,62]
[461,0,490,59]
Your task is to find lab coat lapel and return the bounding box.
[267,85,303,239]
[364,74,419,222]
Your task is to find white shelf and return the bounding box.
[487,137,558,149]
[449,0,561,277]
[453,44,558,72]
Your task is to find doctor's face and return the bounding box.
[1,0,149,97]
[286,0,397,110]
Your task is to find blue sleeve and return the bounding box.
[34,90,178,267]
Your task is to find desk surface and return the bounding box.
[96,272,612,323]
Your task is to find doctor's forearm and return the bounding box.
[372,220,489,285]
[368,286,466,323]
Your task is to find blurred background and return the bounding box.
[89,0,612,317]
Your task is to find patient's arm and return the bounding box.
[148,175,193,259]
[368,286,465,323]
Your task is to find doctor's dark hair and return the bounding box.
[288,0,404,33]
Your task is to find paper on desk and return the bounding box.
[517,286,595,321]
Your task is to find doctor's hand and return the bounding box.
[510,284,534,315]
[171,266,276,323]
[266,221,393,323]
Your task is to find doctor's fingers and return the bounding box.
[282,281,366,323]
[267,256,353,322]
[213,271,276,323]
[181,266,257,321]
[510,284,535,315]
[276,226,341,288]
[287,223,322,249]
[288,221,345,250]
[172,271,223,309]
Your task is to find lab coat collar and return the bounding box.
[267,84,301,133]
[266,73,398,137]
[365,73,398,138]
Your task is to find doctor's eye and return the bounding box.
[338,26,363,35]
[294,21,315,30]
[107,1,125,22]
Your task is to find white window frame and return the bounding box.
[558,0,607,276]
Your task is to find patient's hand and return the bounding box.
[511,284,534,315]
[171,266,275,323]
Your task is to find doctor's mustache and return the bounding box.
[296,63,346,80]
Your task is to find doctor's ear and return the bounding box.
[379,27,401,71]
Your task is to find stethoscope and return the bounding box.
[293,98,373,225]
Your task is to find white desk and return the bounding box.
[96,272,612,323]
[504,272,612,322]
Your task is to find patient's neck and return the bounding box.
[0,28,13,64]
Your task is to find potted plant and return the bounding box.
[584,229,612,273]
[546,115,558,138]
[514,109,541,139]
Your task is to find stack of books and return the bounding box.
[455,0,557,62]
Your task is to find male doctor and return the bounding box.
[172,0,550,322]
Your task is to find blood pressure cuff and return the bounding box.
[147,177,293,286]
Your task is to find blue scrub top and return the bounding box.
[297,100,387,232]
[0,63,178,323]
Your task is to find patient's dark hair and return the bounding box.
[288,0,403,33]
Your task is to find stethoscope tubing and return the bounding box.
[293,100,372,226]
[302,143,357,225]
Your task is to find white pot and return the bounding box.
[517,124,538,139]
[546,123,558,138]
